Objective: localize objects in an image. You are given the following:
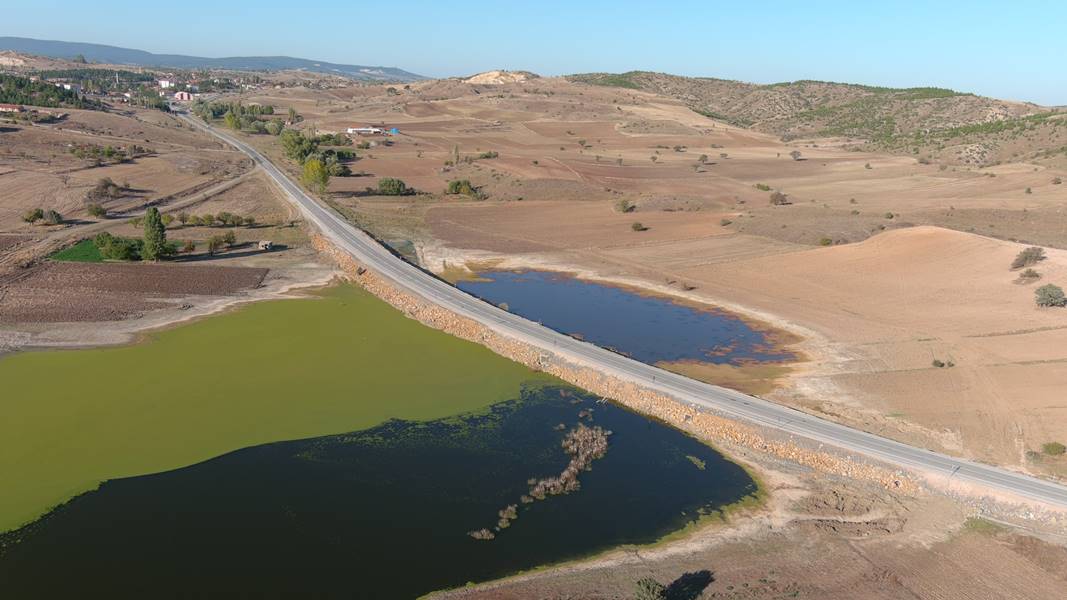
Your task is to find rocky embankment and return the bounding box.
[312,234,921,495]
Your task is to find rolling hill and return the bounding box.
[0,37,424,82]
[568,71,1067,166]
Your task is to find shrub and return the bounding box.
[1019,268,1041,280]
[446,179,476,196]
[1025,187,1032,194]
[1054,177,1063,185]
[818,237,833,246]
[477,150,499,159]
[931,359,945,368]
[865,162,872,169]
[377,177,410,196]
[720,218,732,226]
[631,222,647,231]
[222,230,237,246]
[181,240,196,253]
[634,577,667,600]
[789,150,802,161]
[1035,284,1066,307]
[23,208,44,223]
[615,199,635,213]
[42,209,64,225]
[1042,442,1066,456]
[884,212,895,219]
[769,191,790,205]
[1011,246,1046,270]
[754,183,771,191]
[87,177,123,201]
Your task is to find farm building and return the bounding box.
[0,103,24,113]
[347,126,385,135]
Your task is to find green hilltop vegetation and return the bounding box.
[567,71,1064,165]
[0,73,100,110]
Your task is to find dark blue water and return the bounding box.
[459,270,793,364]
[0,384,755,599]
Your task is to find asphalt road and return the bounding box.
[184,114,1067,510]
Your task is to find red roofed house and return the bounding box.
[0,103,24,113]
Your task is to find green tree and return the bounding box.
[87,203,107,218]
[223,111,240,130]
[377,177,409,196]
[302,158,330,196]
[22,208,44,223]
[141,206,167,261]
[265,118,285,136]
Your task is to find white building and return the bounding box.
[158,79,174,89]
[347,126,385,135]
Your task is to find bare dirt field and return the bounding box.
[0,261,267,322]
[437,485,1067,599]
[226,75,1067,480]
[0,102,336,350]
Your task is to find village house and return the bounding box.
[0,103,25,113]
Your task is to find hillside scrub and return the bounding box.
[1035,284,1066,307]
[1011,246,1046,270]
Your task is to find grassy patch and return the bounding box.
[657,360,793,396]
[49,239,103,262]
[0,284,546,533]
[963,517,1005,536]
[567,72,642,89]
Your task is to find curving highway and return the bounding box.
[182,113,1067,510]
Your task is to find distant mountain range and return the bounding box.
[0,36,424,82]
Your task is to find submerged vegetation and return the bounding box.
[0,383,755,598]
[471,421,612,541]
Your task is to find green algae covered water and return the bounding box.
[0,284,756,598]
[0,284,538,533]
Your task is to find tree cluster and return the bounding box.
[22,208,63,225]
[0,74,100,109]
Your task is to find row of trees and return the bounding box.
[193,101,284,135]
[70,145,149,165]
[177,211,255,228]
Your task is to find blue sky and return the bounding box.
[5,1,1065,104]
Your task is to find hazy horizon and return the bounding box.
[4,0,1066,105]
